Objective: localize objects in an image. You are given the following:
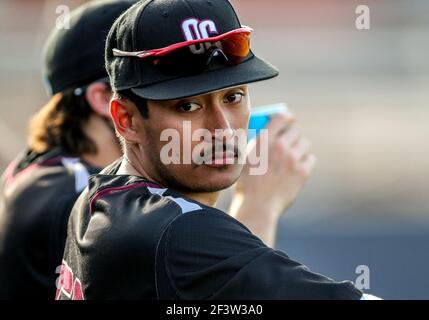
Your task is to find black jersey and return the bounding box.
[0,148,99,299]
[57,159,362,300]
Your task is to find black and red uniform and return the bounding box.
[0,149,99,299]
[57,159,362,300]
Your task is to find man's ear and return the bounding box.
[85,82,111,117]
[110,98,142,144]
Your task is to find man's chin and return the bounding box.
[191,165,242,192]
[167,167,239,193]
[156,163,243,194]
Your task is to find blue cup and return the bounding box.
[247,103,288,140]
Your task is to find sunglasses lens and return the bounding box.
[219,33,250,64]
[149,31,251,75]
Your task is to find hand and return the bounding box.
[230,110,317,246]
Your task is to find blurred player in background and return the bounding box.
[0,0,136,299]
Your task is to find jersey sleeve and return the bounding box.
[156,208,362,300]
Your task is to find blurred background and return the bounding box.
[0,0,428,299]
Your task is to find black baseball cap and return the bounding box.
[105,0,279,101]
[42,0,137,96]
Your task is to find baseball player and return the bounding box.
[0,0,136,299]
[56,0,372,300]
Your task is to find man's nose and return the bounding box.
[207,104,234,140]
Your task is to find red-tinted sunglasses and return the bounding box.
[112,26,253,75]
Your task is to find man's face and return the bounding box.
[135,85,250,193]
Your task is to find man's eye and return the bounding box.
[178,102,202,112]
[224,93,244,104]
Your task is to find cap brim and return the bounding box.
[130,56,279,101]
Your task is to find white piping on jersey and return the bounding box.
[147,187,202,214]
[147,187,167,196]
[61,157,90,193]
[361,293,382,300]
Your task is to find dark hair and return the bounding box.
[28,89,96,156]
[116,89,149,118]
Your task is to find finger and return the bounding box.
[301,153,317,175]
[293,138,312,161]
[279,124,301,148]
[265,112,296,140]
[252,114,292,151]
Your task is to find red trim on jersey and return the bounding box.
[4,156,64,186]
[89,181,162,214]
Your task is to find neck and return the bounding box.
[180,190,220,207]
[81,114,122,168]
[117,148,220,207]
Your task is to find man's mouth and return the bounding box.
[199,147,238,167]
[211,152,237,165]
